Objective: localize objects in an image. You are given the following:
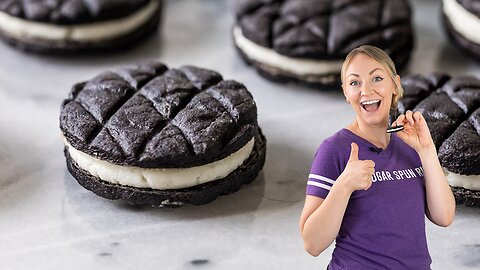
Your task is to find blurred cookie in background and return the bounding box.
[0,0,162,53]
[233,0,414,89]
[442,0,480,60]
[399,73,480,208]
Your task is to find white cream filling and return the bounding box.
[65,138,255,190]
[445,170,480,191]
[0,0,159,42]
[233,25,342,75]
[443,0,480,44]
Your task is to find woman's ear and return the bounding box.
[342,84,350,103]
[394,75,401,95]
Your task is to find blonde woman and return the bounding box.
[299,45,455,269]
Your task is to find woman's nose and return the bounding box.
[360,81,374,96]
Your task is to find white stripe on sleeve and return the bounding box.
[307,180,331,191]
[308,174,335,185]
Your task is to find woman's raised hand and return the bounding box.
[337,142,375,192]
[395,110,435,154]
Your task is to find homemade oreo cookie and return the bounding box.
[442,0,480,60]
[234,0,414,88]
[60,62,266,207]
[399,73,480,207]
[0,0,161,53]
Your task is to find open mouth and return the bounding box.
[361,99,381,112]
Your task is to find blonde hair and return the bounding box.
[340,45,404,110]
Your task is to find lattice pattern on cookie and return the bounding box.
[60,62,257,168]
[0,0,151,24]
[399,73,480,175]
[235,0,412,61]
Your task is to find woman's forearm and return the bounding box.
[301,180,352,256]
[301,142,374,256]
[418,146,456,227]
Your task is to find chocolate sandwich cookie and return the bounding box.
[442,0,480,60]
[233,0,414,88]
[60,62,266,207]
[399,73,480,207]
[0,0,161,53]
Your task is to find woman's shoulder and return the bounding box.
[316,129,351,160]
[323,128,351,146]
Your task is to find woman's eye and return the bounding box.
[373,76,383,82]
[349,80,360,86]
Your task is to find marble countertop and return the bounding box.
[0,0,479,269]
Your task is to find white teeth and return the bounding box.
[361,99,380,105]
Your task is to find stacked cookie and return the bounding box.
[234,0,414,88]
[399,73,480,207]
[59,62,266,207]
[0,0,162,53]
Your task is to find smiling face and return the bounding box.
[342,53,400,127]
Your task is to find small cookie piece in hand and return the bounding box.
[0,0,162,53]
[233,0,414,89]
[399,73,480,207]
[60,62,266,207]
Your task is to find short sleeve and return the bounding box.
[306,140,342,199]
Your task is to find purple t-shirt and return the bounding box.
[306,129,431,270]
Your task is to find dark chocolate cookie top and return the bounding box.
[235,0,413,60]
[0,0,152,25]
[455,0,480,18]
[60,62,258,168]
[399,73,480,175]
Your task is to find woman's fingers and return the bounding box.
[398,110,424,129]
[412,111,432,133]
[413,111,420,122]
[406,110,414,125]
[364,181,372,191]
[396,114,406,126]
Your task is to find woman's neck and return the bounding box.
[347,118,390,149]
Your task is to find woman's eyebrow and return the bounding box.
[369,68,383,75]
[348,73,360,78]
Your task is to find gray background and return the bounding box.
[0,0,478,269]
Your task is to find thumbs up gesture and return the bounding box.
[337,142,376,192]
